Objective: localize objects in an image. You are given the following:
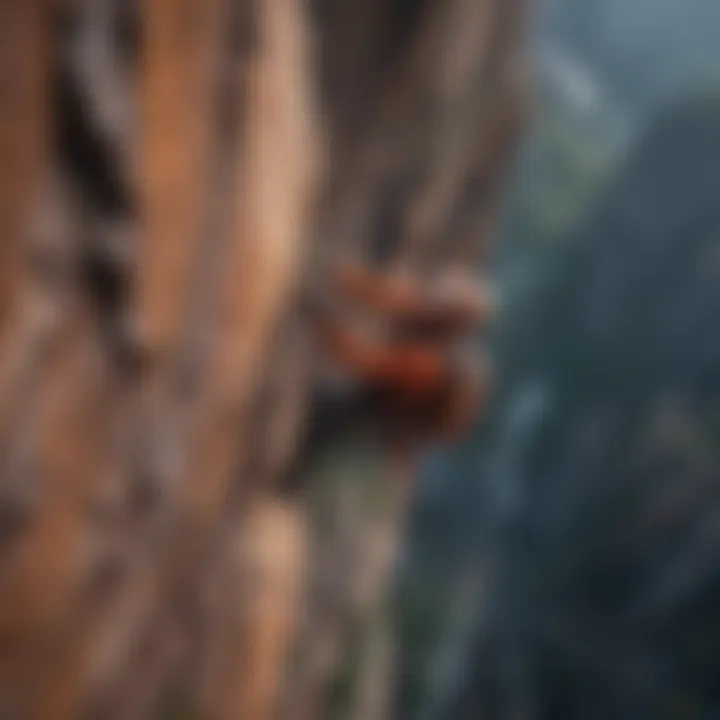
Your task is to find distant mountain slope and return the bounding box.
[413,94,720,719]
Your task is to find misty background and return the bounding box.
[398,1,720,717]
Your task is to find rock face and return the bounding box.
[0,1,526,717]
